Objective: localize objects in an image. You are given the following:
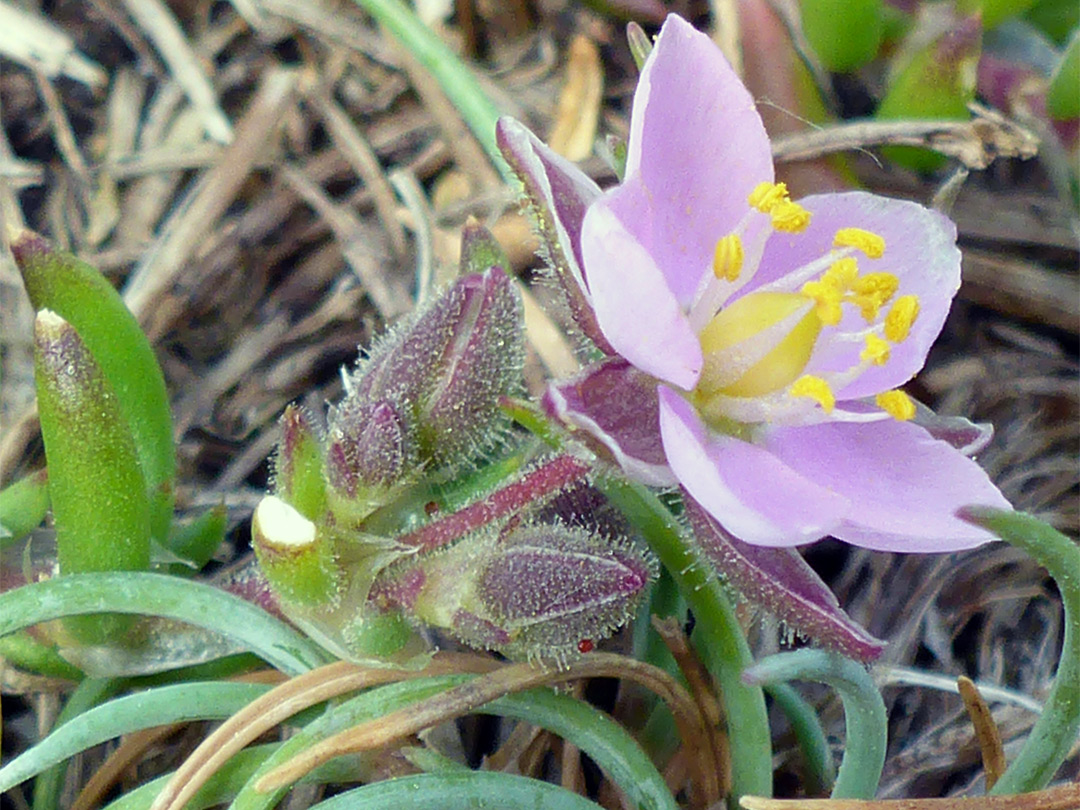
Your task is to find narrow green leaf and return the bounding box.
[961,508,1080,795]
[0,633,83,681]
[12,229,175,541]
[33,678,123,810]
[234,675,676,810]
[0,469,49,546]
[0,572,329,675]
[310,772,606,810]
[0,682,272,793]
[745,650,887,800]
[34,311,151,643]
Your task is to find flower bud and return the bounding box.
[326,400,412,505]
[252,495,341,608]
[375,522,655,660]
[338,267,524,471]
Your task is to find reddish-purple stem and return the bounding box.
[398,454,590,551]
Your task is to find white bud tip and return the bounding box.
[254,495,317,549]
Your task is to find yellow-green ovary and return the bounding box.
[697,292,822,399]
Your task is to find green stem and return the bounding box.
[502,398,772,802]
[744,649,886,800]
[961,508,1080,795]
[350,0,511,182]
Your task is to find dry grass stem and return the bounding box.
[771,107,1039,170]
[255,652,718,800]
[151,654,501,810]
[739,781,1080,809]
[117,0,232,143]
[957,676,1007,790]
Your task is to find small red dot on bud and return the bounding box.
[424,501,439,516]
[577,639,594,654]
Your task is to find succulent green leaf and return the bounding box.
[1047,30,1080,120]
[961,507,1080,795]
[876,15,982,172]
[12,229,175,542]
[0,469,49,547]
[801,0,885,72]
[33,311,151,643]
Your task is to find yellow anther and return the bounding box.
[875,389,916,421]
[800,280,843,326]
[770,200,811,233]
[821,258,858,292]
[860,334,891,366]
[834,227,886,259]
[712,233,744,282]
[884,295,920,343]
[851,272,900,321]
[789,375,835,414]
[748,181,789,213]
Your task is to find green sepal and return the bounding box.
[273,404,328,521]
[11,229,175,543]
[33,311,151,644]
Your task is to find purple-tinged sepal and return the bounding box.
[543,357,675,487]
[911,400,992,456]
[685,494,887,662]
[376,521,655,661]
[272,404,328,521]
[496,117,615,355]
[414,268,524,468]
[342,267,524,473]
[325,399,413,522]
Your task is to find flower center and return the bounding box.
[689,182,922,428]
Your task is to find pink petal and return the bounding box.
[685,496,885,661]
[658,387,848,546]
[610,14,773,304]
[763,420,1010,552]
[543,358,675,487]
[582,202,702,389]
[745,191,961,400]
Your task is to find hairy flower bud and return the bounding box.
[326,400,412,500]
[374,522,655,660]
[335,267,524,473]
